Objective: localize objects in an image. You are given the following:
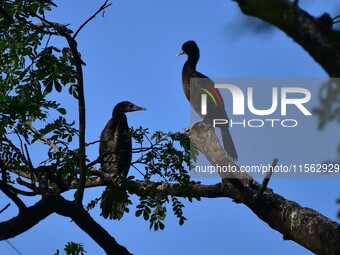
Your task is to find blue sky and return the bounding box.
[1,0,340,254]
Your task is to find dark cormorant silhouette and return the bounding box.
[100,101,145,220]
[177,40,238,161]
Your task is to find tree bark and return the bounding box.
[0,195,57,239]
[186,122,340,255]
[55,197,132,255]
[234,0,340,77]
[0,194,132,255]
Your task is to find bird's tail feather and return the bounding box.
[101,186,128,220]
[108,202,126,220]
[220,127,238,161]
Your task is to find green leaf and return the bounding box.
[135,209,143,217]
[143,210,149,221]
[54,79,62,92]
[44,76,53,93]
[154,222,159,231]
[159,221,165,230]
[57,108,67,115]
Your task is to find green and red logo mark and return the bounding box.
[200,84,223,107]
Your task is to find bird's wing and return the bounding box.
[100,118,115,157]
[99,114,132,176]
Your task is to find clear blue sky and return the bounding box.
[1,0,340,254]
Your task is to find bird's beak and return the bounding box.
[176,50,185,57]
[133,105,146,111]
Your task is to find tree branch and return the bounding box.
[234,0,340,77]
[7,185,37,196]
[0,194,132,254]
[186,122,340,255]
[0,195,56,240]
[25,123,60,152]
[0,160,27,212]
[55,198,132,255]
[185,122,252,192]
[254,158,278,199]
[0,203,10,214]
[29,14,87,205]
[68,172,340,254]
[73,0,112,39]
[3,154,339,254]
[64,30,87,206]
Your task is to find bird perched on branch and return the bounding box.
[99,101,145,220]
[177,40,238,161]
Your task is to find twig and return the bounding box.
[15,132,26,162]
[86,140,100,146]
[16,178,38,193]
[86,156,103,168]
[73,0,112,39]
[9,168,38,182]
[24,144,35,184]
[332,14,340,21]
[0,203,10,214]
[130,164,145,177]
[26,122,60,152]
[67,146,145,186]
[4,240,23,255]
[254,158,278,200]
[7,185,37,196]
[45,169,69,192]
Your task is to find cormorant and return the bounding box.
[99,101,145,220]
[177,40,238,161]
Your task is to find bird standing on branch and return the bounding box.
[177,40,238,161]
[99,101,145,220]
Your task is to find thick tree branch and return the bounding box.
[186,122,340,255]
[0,195,57,239]
[0,195,132,255]
[55,198,132,255]
[2,143,339,255]
[68,172,340,254]
[185,122,252,192]
[234,0,340,77]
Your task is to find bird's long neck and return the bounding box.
[182,54,199,81]
[111,111,127,130]
[185,53,199,70]
[112,110,124,119]
[182,54,199,101]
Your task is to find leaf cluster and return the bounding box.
[126,127,199,230]
[1,0,82,183]
[54,241,86,255]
